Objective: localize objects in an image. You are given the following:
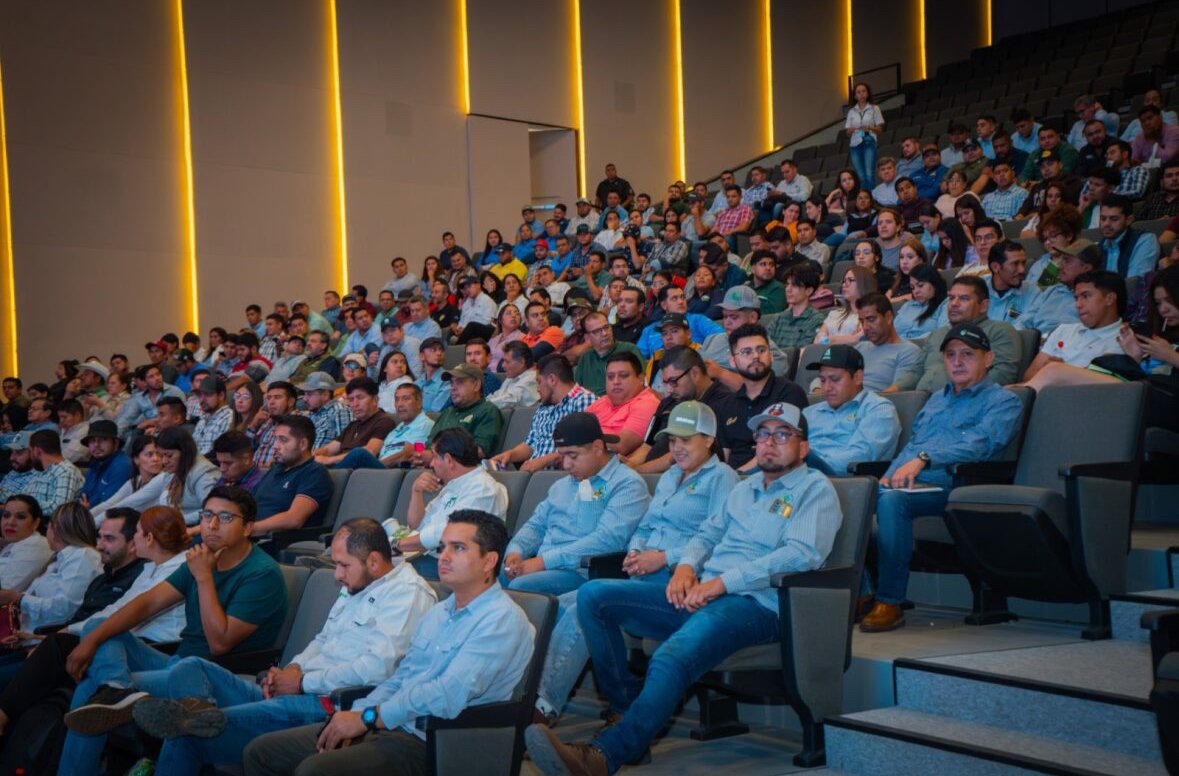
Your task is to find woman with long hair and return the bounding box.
[0,496,50,592]
[852,240,896,294]
[98,427,217,527]
[48,360,79,404]
[825,168,862,215]
[488,304,526,371]
[893,263,949,340]
[377,351,415,414]
[932,218,970,270]
[89,436,163,516]
[476,229,504,269]
[815,266,877,344]
[845,82,884,187]
[231,380,265,435]
[916,201,943,257]
[1019,183,1066,239]
[889,240,928,302]
[419,255,446,297]
[498,273,528,319]
[479,271,505,305]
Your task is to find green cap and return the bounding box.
[655,401,718,439]
[442,363,483,383]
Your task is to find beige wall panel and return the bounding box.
[681,0,765,182]
[851,0,922,86]
[580,0,676,196]
[467,0,577,130]
[529,130,577,204]
[771,2,848,147]
[467,116,531,250]
[925,0,986,78]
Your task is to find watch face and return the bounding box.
[362,707,377,726]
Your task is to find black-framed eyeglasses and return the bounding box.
[754,428,803,445]
[198,509,244,525]
[662,370,688,388]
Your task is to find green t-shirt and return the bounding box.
[573,341,644,397]
[752,279,787,315]
[166,545,287,657]
[429,398,504,456]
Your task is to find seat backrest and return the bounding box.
[391,469,432,521]
[1000,386,1036,461]
[334,469,405,529]
[501,405,537,452]
[780,347,800,381]
[795,343,830,391]
[444,345,466,368]
[489,470,532,534]
[1016,328,1041,381]
[882,390,930,451]
[512,471,565,536]
[493,408,513,454]
[641,473,662,495]
[830,259,855,286]
[1015,382,1146,492]
[273,564,313,653]
[503,589,558,700]
[827,477,877,571]
[321,469,352,530]
[279,568,340,664]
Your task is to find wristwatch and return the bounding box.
[917,451,932,467]
[361,706,380,732]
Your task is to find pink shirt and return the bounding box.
[587,388,660,440]
[1131,123,1179,165]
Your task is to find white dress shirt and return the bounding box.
[458,293,498,329]
[415,467,509,556]
[0,533,52,591]
[292,562,438,694]
[1040,320,1123,368]
[68,552,188,643]
[487,369,540,410]
[20,544,104,635]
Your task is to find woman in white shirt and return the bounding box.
[935,170,970,218]
[0,495,52,592]
[88,436,163,519]
[594,211,626,251]
[377,351,415,414]
[815,266,877,344]
[845,82,884,188]
[95,427,218,528]
[1,502,102,642]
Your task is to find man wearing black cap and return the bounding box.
[861,323,1023,633]
[191,375,234,456]
[454,276,498,344]
[424,363,503,460]
[79,420,132,507]
[1018,148,1082,217]
[802,345,901,476]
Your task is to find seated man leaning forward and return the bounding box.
[124,518,437,776]
[860,323,1023,633]
[58,486,288,776]
[242,510,535,776]
[526,401,842,775]
[532,401,738,727]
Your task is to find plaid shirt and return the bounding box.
[714,204,754,235]
[1114,165,1151,200]
[523,385,597,459]
[981,186,1029,221]
[305,399,353,449]
[0,469,40,502]
[741,182,774,207]
[259,336,282,363]
[1140,192,1179,221]
[253,418,280,468]
[27,460,84,513]
[192,405,234,455]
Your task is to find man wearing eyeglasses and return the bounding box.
[573,311,644,398]
[58,486,288,776]
[526,401,842,775]
[635,284,723,359]
[723,323,807,471]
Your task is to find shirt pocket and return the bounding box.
[575,496,607,534]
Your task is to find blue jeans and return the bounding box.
[850,140,877,189]
[576,580,779,772]
[334,448,386,470]
[869,486,951,604]
[58,623,180,776]
[409,553,439,580]
[154,656,328,776]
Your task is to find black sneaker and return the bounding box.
[64,685,150,735]
[133,696,224,740]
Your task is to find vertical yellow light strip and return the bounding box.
[916,0,926,80]
[458,0,470,114]
[845,0,854,89]
[173,0,199,334]
[327,0,348,292]
[983,0,992,46]
[762,0,774,151]
[572,0,586,197]
[671,0,686,181]
[0,55,16,375]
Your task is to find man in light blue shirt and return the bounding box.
[372,320,422,381]
[1016,239,1104,335]
[342,308,382,355]
[803,346,900,476]
[1010,109,1042,155]
[243,511,535,776]
[860,324,1022,634]
[402,296,442,342]
[1120,88,1177,142]
[708,171,741,214]
[415,338,450,413]
[527,402,841,774]
[986,240,1032,323]
[115,365,185,436]
[636,285,723,358]
[336,383,434,470]
[1099,196,1161,279]
[1067,95,1120,149]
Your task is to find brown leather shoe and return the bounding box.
[860,602,906,632]
[525,723,609,776]
[855,595,875,623]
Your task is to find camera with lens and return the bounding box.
[623,225,643,239]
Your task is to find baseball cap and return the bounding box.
[575,224,592,235]
[921,144,940,155]
[419,337,445,352]
[295,372,340,393]
[660,313,689,331]
[458,275,481,288]
[746,402,807,436]
[806,344,865,373]
[2,431,31,451]
[565,297,593,311]
[552,412,619,446]
[962,140,980,151]
[174,350,195,364]
[575,197,591,206]
[940,322,992,352]
[193,375,224,394]
[380,318,402,330]
[342,353,368,369]
[655,401,718,440]
[442,363,482,383]
[1038,148,1062,163]
[521,205,535,213]
[1058,238,1105,269]
[700,243,727,265]
[495,244,513,254]
[718,285,761,311]
[79,362,110,381]
[144,339,168,352]
[82,420,120,446]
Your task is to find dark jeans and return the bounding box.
[456,323,495,344]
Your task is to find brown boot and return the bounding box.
[525,723,609,776]
[855,595,875,623]
[860,602,906,632]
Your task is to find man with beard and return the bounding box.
[723,324,807,471]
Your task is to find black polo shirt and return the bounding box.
[613,318,645,345]
[69,558,146,626]
[727,375,808,468]
[643,381,742,463]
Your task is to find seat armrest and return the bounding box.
[848,461,889,477]
[1141,610,1179,633]
[210,648,281,675]
[1142,609,1179,672]
[581,552,628,580]
[417,701,522,731]
[330,685,377,710]
[1058,461,1138,481]
[949,460,1018,486]
[319,531,334,546]
[257,525,328,554]
[33,622,67,636]
[771,565,859,590]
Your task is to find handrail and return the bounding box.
[847,62,903,103]
[701,116,848,187]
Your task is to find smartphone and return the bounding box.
[413,442,425,453]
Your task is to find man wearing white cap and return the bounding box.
[698,285,792,390]
[527,402,842,774]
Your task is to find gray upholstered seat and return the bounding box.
[511,471,565,537]
[279,469,406,562]
[501,405,536,451]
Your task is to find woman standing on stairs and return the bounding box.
[846,82,884,188]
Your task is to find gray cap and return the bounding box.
[655,401,718,439]
[2,431,31,451]
[718,285,761,311]
[746,402,806,435]
[295,371,340,393]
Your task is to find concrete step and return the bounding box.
[1111,589,1179,642]
[826,707,1166,776]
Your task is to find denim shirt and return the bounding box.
[417,369,451,413]
[507,456,650,571]
[628,456,738,567]
[679,464,842,613]
[1015,283,1079,334]
[887,378,1023,489]
[361,583,535,737]
[804,390,902,474]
